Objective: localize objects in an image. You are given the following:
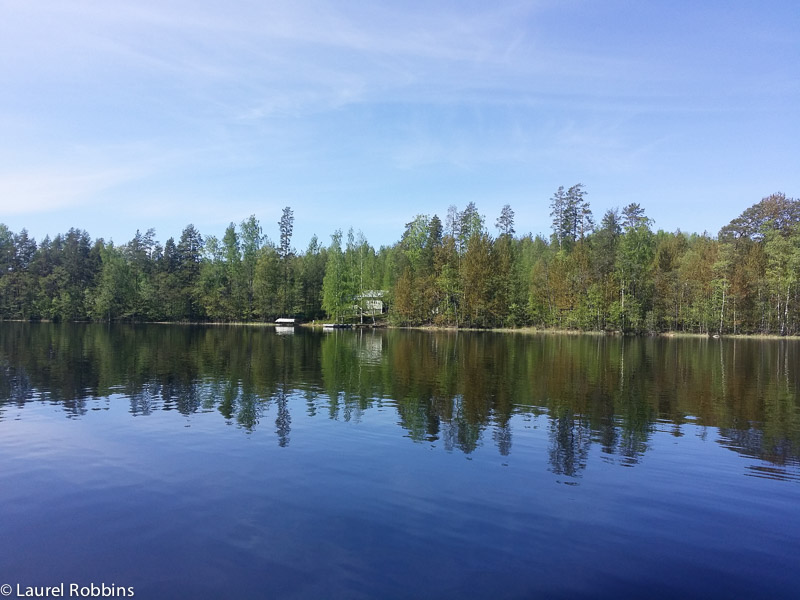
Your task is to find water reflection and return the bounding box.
[0,324,798,480]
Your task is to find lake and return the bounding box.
[0,324,798,599]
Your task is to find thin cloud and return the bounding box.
[0,167,139,214]
[0,0,797,247]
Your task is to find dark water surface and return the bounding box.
[1,324,798,599]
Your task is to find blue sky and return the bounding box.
[1,0,798,249]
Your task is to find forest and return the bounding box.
[0,191,799,335]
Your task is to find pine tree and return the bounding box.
[496,204,515,237]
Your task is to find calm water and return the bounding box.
[0,324,798,599]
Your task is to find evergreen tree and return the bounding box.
[298,235,326,320]
[92,243,131,321]
[239,215,263,319]
[176,224,204,320]
[278,207,295,316]
[222,223,243,318]
[616,205,655,332]
[322,230,348,322]
[458,202,485,252]
[461,233,493,327]
[496,204,515,237]
[550,186,567,250]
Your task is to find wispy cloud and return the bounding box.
[3,1,611,113]
[0,166,139,214]
[1,0,797,245]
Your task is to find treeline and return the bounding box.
[1,191,799,334]
[0,209,330,323]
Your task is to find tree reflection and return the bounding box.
[0,323,797,476]
[235,387,261,431]
[492,421,512,457]
[0,362,34,421]
[275,383,291,448]
[0,362,33,404]
[548,408,591,477]
[129,382,159,416]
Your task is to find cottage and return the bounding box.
[357,290,386,316]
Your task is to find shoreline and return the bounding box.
[4,319,800,339]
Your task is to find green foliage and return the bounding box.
[550,184,592,251]
[0,191,798,334]
[461,233,493,327]
[277,207,295,316]
[297,236,327,320]
[92,243,130,321]
[719,192,800,241]
[322,230,349,322]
